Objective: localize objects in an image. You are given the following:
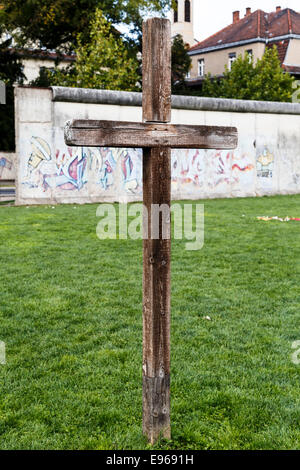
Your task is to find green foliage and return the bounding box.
[48,9,140,91]
[171,34,192,94]
[202,47,298,102]
[292,80,300,103]
[0,35,24,150]
[1,195,300,449]
[253,47,297,102]
[1,0,171,50]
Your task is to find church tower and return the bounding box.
[171,0,196,47]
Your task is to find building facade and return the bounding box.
[188,7,300,91]
[16,50,74,84]
[171,0,197,47]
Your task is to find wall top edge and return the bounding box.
[51,86,142,107]
[22,86,300,115]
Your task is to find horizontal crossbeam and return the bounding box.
[65,120,238,150]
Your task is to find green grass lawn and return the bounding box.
[0,195,300,450]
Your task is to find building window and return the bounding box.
[246,49,253,61]
[198,59,205,77]
[174,0,178,23]
[186,70,191,79]
[228,52,236,70]
[185,0,191,22]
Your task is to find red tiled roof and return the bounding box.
[283,65,300,74]
[266,39,289,64]
[190,8,300,53]
[12,48,75,62]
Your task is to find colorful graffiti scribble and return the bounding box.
[172,149,254,188]
[98,148,117,190]
[256,148,274,179]
[45,147,88,190]
[121,148,142,193]
[23,137,143,194]
[0,157,13,179]
[172,149,205,186]
[22,136,259,198]
[232,163,254,172]
[211,151,235,186]
[24,137,89,191]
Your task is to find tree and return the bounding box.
[171,34,191,94]
[1,0,171,51]
[0,34,24,150]
[202,47,298,102]
[48,9,139,91]
[252,47,297,102]
[33,16,192,94]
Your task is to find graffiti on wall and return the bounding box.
[0,156,13,179]
[24,136,93,191]
[172,149,205,186]
[256,147,274,179]
[20,135,264,199]
[172,148,254,189]
[22,137,143,195]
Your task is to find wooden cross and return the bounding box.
[65,18,238,444]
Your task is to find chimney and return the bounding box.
[245,8,251,17]
[276,6,281,12]
[233,11,240,23]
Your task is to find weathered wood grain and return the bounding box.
[143,146,171,444]
[63,14,239,447]
[65,120,238,150]
[142,17,172,445]
[143,376,170,443]
[142,18,171,123]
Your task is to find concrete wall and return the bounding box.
[14,86,300,205]
[0,152,16,180]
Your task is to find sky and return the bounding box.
[193,0,300,41]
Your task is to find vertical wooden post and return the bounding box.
[64,15,238,448]
[142,18,172,444]
[142,18,172,124]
